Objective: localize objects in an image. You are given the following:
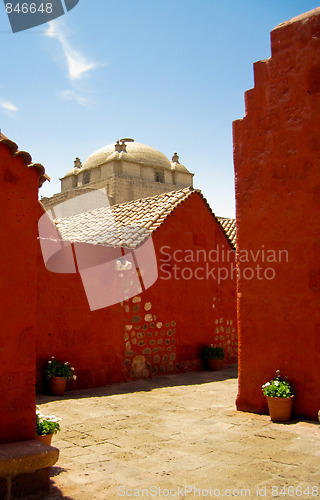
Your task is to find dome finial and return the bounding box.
[74,157,82,169]
[172,152,180,163]
[120,138,134,143]
[115,140,127,153]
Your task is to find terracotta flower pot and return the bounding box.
[35,433,53,445]
[208,358,223,371]
[266,395,294,422]
[49,376,67,396]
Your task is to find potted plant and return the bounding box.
[44,357,76,396]
[36,406,61,445]
[201,345,225,370]
[262,370,294,422]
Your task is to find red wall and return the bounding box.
[233,8,320,419]
[0,142,40,443]
[36,192,237,390]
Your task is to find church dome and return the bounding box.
[82,139,172,171]
[170,152,190,173]
[63,157,83,178]
[64,167,79,177]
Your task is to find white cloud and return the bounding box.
[59,90,91,107]
[0,100,18,113]
[45,20,97,81]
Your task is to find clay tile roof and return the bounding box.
[216,217,236,247]
[0,133,49,188]
[55,187,236,249]
[1,137,18,155]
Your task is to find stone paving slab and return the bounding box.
[36,367,320,499]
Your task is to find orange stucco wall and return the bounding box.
[36,193,237,390]
[233,8,320,419]
[0,142,39,443]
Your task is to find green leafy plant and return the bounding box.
[262,370,294,398]
[44,357,76,381]
[201,345,225,360]
[36,406,61,436]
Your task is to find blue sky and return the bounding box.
[1,0,319,217]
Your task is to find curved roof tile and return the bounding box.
[54,187,236,249]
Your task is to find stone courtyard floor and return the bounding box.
[37,366,320,499]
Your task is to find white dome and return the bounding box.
[82,140,172,171]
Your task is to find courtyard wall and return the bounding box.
[0,140,40,442]
[233,8,320,419]
[36,192,237,390]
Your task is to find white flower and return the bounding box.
[274,380,279,386]
[47,415,60,422]
[73,375,77,380]
[262,382,270,388]
[48,360,52,364]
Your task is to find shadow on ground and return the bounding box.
[37,365,238,404]
[43,468,77,499]
[45,479,75,500]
